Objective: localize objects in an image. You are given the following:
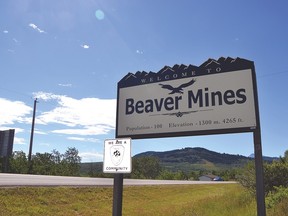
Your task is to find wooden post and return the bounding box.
[28,98,38,173]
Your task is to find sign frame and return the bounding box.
[116,57,259,139]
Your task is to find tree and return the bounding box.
[173,171,188,180]
[51,149,62,164]
[61,147,81,176]
[9,151,29,174]
[50,149,63,175]
[237,161,257,194]
[9,147,82,176]
[238,150,288,195]
[284,150,288,161]
[31,152,54,175]
[264,158,288,193]
[158,170,175,180]
[131,156,161,179]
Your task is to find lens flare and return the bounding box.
[95,10,105,20]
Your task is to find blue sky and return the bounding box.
[1,0,288,162]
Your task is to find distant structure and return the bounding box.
[199,174,223,181]
[0,129,15,172]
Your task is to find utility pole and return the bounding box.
[28,98,38,173]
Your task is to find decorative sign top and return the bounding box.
[116,57,258,139]
[118,57,254,88]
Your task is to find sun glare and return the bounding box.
[95,9,105,20]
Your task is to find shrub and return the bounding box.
[237,150,288,196]
[266,186,288,209]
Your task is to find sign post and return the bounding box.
[254,128,266,216]
[112,174,124,216]
[252,65,266,216]
[115,57,266,215]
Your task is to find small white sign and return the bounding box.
[103,138,132,173]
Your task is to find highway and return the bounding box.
[0,173,235,187]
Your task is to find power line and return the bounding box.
[258,70,288,78]
[0,86,32,99]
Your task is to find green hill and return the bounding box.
[134,147,252,172]
[80,147,277,174]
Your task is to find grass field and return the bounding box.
[0,183,285,216]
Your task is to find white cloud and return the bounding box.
[0,127,25,134]
[29,23,46,33]
[81,44,89,49]
[136,50,144,54]
[67,137,100,143]
[33,92,62,101]
[13,38,19,43]
[39,142,50,146]
[58,83,72,87]
[34,129,47,135]
[0,98,32,125]
[1,93,116,138]
[33,92,116,136]
[79,151,103,162]
[3,30,8,34]
[52,125,113,136]
[14,137,26,145]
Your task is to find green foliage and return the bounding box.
[284,150,288,161]
[31,152,55,175]
[237,161,256,194]
[188,170,201,180]
[218,169,239,181]
[9,147,81,176]
[238,149,288,196]
[157,170,176,180]
[9,151,29,174]
[264,159,288,193]
[60,147,81,176]
[136,147,252,168]
[158,170,188,180]
[266,186,288,209]
[131,156,161,179]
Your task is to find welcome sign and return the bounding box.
[116,57,258,139]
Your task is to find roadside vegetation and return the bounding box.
[3,147,81,176]
[0,184,254,216]
[0,184,286,216]
[237,150,288,215]
[0,148,287,215]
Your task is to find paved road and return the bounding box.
[0,173,235,187]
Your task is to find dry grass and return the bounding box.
[0,183,283,216]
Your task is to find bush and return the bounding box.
[264,160,288,193]
[237,150,288,196]
[237,161,256,194]
[131,156,161,179]
[266,186,288,209]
